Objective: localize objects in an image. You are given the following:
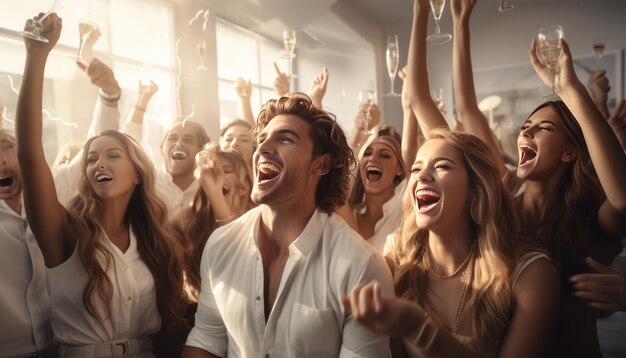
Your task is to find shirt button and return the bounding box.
[256,296,261,301]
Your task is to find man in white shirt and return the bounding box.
[0,129,54,357]
[183,93,394,358]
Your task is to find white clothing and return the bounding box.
[46,228,160,351]
[186,206,394,357]
[0,200,53,356]
[357,180,406,253]
[155,170,198,220]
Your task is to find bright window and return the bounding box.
[215,19,290,127]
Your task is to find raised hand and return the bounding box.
[571,257,626,312]
[450,0,476,22]
[273,62,289,97]
[76,58,120,96]
[587,69,611,118]
[235,77,252,99]
[530,38,579,93]
[309,67,329,108]
[23,13,62,55]
[195,147,225,196]
[80,26,101,64]
[138,79,159,101]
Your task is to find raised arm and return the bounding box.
[234,78,254,126]
[273,62,289,98]
[406,0,449,136]
[309,67,329,109]
[531,39,626,236]
[76,58,121,138]
[16,14,75,267]
[399,66,423,169]
[122,79,158,142]
[450,0,506,177]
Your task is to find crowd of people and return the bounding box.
[2,0,626,357]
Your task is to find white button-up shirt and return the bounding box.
[0,200,52,356]
[46,228,160,346]
[155,170,198,220]
[186,206,394,357]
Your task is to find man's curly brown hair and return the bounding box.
[252,92,355,213]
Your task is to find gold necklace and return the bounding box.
[428,241,476,279]
[451,259,473,334]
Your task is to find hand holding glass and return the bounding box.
[593,36,606,61]
[427,0,452,45]
[537,26,564,100]
[20,0,68,43]
[77,4,99,64]
[359,89,376,135]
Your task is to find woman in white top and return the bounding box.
[16,14,188,357]
[337,126,408,253]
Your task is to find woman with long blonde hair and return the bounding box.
[344,129,559,357]
[16,15,187,357]
[337,125,408,253]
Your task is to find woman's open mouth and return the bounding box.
[415,189,440,212]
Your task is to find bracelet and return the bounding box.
[134,105,146,112]
[99,88,121,102]
[215,214,236,223]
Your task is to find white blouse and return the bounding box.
[47,228,160,346]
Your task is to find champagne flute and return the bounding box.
[359,88,376,135]
[593,36,606,61]
[385,35,400,97]
[427,0,452,45]
[537,25,564,100]
[196,41,208,71]
[20,0,68,43]
[499,0,514,12]
[76,4,99,65]
[283,30,298,80]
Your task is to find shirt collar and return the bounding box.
[249,206,328,257]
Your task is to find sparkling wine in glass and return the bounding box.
[283,29,297,80]
[76,4,99,65]
[385,35,400,97]
[19,0,68,43]
[359,88,376,135]
[196,41,208,71]
[537,25,564,100]
[593,36,606,61]
[427,0,452,45]
[499,0,514,12]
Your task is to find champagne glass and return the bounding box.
[593,36,606,61]
[76,4,99,65]
[359,88,376,135]
[427,0,452,45]
[19,0,68,43]
[537,25,564,100]
[196,41,208,71]
[499,0,514,12]
[283,30,298,80]
[432,88,444,113]
[385,35,400,97]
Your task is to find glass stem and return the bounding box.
[435,19,441,35]
[552,70,557,94]
[390,75,396,94]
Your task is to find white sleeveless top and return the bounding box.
[46,228,160,346]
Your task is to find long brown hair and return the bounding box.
[67,130,188,329]
[178,144,253,297]
[523,101,603,280]
[393,129,521,353]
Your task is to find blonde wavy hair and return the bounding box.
[393,129,522,353]
[67,130,189,329]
